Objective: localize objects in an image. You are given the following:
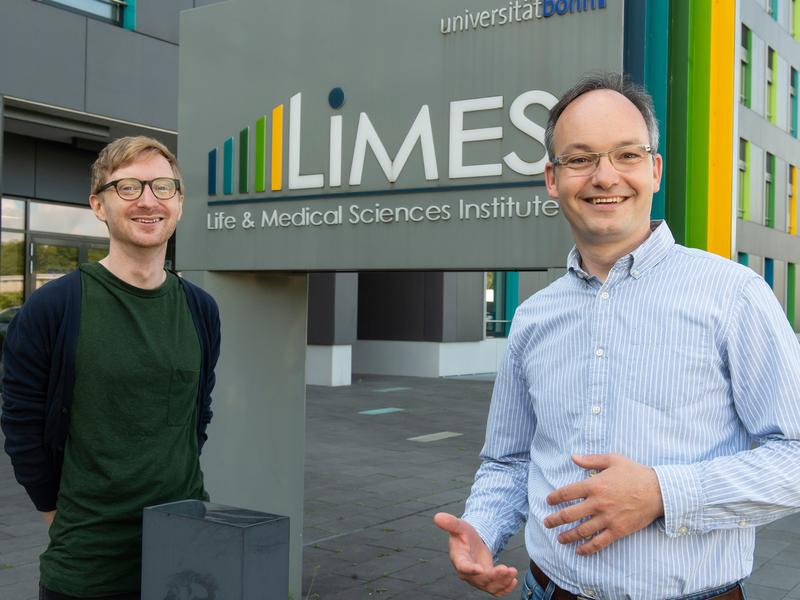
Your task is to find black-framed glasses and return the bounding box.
[552,144,654,176]
[96,177,181,201]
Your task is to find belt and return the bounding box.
[529,561,743,600]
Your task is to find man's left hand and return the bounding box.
[543,454,664,556]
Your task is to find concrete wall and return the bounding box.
[353,337,508,377]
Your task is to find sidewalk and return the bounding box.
[1,374,799,599]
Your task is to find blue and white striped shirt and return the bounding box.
[463,222,800,600]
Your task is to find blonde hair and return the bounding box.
[90,136,183,195]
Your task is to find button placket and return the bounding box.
[586,277,609,463]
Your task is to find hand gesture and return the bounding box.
[543,453,664,556]
[433,512,518,597]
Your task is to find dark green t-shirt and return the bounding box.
[41,263,207,597]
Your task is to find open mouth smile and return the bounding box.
[584,196,627,205]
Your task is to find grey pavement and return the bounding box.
[0,374,798,599]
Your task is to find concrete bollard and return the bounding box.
[141,500,289,600]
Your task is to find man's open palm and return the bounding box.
[433,512,518,597]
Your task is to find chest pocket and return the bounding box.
[622,330,717,410]
[168,368,200,427]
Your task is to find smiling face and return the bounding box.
[89,151,183,254]
[544,89,662,254]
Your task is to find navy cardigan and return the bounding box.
[0,269,220,512]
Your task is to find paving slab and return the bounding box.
[1,374,799,599]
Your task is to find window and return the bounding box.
[791,68,798,137]
[790,165,797,234]
[1,200,27,309]
[2,197,109,305]
[738,139,749,219]
[40,0,130,27]
[485,271,519,338]
[767,47,776,122]
[768,0,778,19]
[764,257,774,289]
[765,153,775,227]
[29,201,109,238]
[741,25,752,107]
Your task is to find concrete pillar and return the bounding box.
[307,272,357,386]
[181,270,307,600]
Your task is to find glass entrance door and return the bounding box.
[27,235,109,298]
[30,237,81,292]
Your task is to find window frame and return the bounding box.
[35,0,127,26]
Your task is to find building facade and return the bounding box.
[1,1,798,387]
[0,0,223,314]
[735,0,800,328]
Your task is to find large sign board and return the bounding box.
[178,0,623,271]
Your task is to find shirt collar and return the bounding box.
[567,220,675,281]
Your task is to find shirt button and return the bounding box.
[584,589,596,597]
[591,405,601,415]
[600,291,609,300]
[595,347,604,357]
[576,272,585,279]
[677,526,688,535]
[631,269,640,277]
[588,469,599,477]
[738,520,748,528]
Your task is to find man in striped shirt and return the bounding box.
[435,73,800,599]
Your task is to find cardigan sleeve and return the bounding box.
[1,290,61,511]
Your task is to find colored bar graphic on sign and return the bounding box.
[208,148,217,196]
[223,137,234,195]
[239,127,249,194]
[255,116,267,193]
[271,104,284,191]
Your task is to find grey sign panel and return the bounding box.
[178,0,623,271]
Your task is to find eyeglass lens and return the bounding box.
[558,145,650,174]
[115,178,177,200]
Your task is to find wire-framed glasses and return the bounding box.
[552,144,654,176]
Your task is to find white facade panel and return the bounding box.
[775,157,789,230]
[750,143,766,223]
[352,338,508,377]
[779,0,791,30]
[751,33,767,116]
[777,55,790,130]
[750,253,765,276]
[306,345,352,387]
[775,259,788,309]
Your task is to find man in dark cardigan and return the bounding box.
[2,136,221,600]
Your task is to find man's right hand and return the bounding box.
[433,512,518,597]
[42,511,56,526]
